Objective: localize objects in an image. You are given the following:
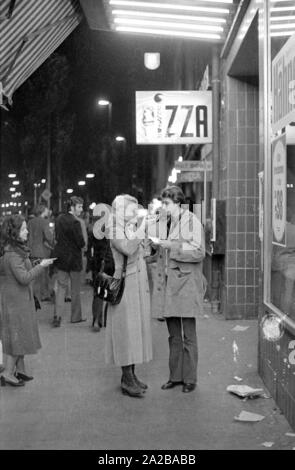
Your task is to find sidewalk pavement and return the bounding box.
[0,285,294,450]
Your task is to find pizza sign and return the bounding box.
[136,91,212,145]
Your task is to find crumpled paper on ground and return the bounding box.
[232,325,250,332]
[234,411,265,422]
[261,442,274,448]
[227,384,265,399]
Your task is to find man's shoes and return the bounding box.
[71,318,87,323]
[161,380,183,390]
[64,297,72,302]
[182,383,196,393]
[41,297,51,302]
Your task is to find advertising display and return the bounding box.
[272,33,295,134]
[272,133,286,246]
[136,91,212,145]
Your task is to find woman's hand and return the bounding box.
[40,258,56,267]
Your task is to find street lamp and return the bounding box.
[98,99,112,132]
[115,135,125,142]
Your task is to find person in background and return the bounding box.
[28,203,54,302]
[152,185,205,393]
[0,214,54,386]
[52,196,86,327]
[89,219,114,331]
[78,211,89,285]
[105,194,152,398]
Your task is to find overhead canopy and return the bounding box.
[0,0,83,104]
[81,0,239,42]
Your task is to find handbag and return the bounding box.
[95,255,127,305]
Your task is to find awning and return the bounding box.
[81,0,239,42]
[0,0,83,104]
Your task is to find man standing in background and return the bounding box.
[28,203,54,302]
[53,196,86,326]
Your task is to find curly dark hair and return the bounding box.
[1,214,25,245]
[161,185,185,205]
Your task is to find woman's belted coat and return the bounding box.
[105,222,153,367]
[151,209,205,319]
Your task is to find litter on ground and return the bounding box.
[232,341,239,363]
[227,384,265,399]
[261,442,274,448]
[234,411,265,422]
[232,325,250,332]
[234,376,243,382]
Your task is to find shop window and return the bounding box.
[269,3,295,321]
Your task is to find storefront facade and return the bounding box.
[219,0,295,428]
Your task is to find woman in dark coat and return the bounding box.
[88,226,114,330]
[0,215,54,386]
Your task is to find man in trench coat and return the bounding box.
[151,186,205,393]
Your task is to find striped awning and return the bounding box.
[0,0,83,103]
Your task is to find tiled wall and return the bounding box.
[220,76,260,319]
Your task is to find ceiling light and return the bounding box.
[271,23,295,29]
[9,187,16,192]
[116,26,221,40]
[144,52,160,70]
[86,173,95,178]
[111,9,227,24]
[271,7,295,12]
[270,30,295,37]
[12,180,19,185]
[67,189,74,193]
[78,181,86,186]
[109,1,231,15]
[114,18,223,32]
[271,15,295,21]
[8,173,16,178]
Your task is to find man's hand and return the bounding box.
[158,240,173,250]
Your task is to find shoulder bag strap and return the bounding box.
[122,255,128,278]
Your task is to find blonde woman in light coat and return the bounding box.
[105,195,153,398]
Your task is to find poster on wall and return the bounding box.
[135,90,212,145]
[258,171,264,242]
[272,133,286,247]
[272,33,295,134]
